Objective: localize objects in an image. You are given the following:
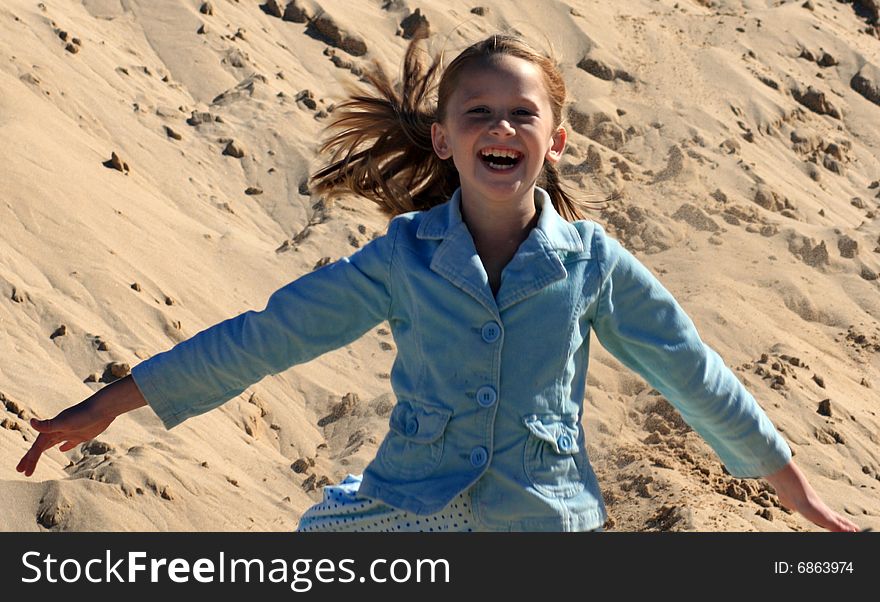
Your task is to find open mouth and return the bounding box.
[479,147,523,171]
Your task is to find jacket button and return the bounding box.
[470,446,488,467]
[481,321,501,343]
[557,433,573,452]
[404,417,419,437]
[475,386,497,407]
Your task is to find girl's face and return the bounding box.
[431,54,566,210]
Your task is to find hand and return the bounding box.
[16,375,148,477]
[763,460,861,532]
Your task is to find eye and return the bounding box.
[467,107,490,114]
[514,108,535,116]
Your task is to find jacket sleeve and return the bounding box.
[589,231,791,478]
[131,218,401,429]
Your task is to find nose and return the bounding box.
[488,117,515,136]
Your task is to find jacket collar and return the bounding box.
[416,187,585,254]
[415,187,587,314]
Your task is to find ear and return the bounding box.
[431,122,452,160]
[544,126,567,164]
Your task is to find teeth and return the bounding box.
[480,148,522,159]
[486,161,510,170]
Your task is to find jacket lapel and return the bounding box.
[496,190,586,311]
[418,190,498,315]
[416,188,587,315]
[430,224,498,316]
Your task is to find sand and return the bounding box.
[1,0,878,532]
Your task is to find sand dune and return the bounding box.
[1,0,878,531]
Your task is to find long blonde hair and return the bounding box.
[309,34,598,221]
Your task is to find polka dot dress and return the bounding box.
[296,474,478,532]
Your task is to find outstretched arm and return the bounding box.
[16,375,147,477]
[589,228,858,532]
[763,460,860,532]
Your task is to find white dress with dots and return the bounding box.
[296,474,478,532]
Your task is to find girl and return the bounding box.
[16,34,859,533]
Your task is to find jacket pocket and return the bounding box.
[378,400,452,479]
[522,414,586,498]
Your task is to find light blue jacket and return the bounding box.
[132,187,792,531]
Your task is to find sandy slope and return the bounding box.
[1,0,878,531]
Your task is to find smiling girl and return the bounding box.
[16,34,859,533]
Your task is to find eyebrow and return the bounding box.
[460,93,542,107]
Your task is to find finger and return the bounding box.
[30,417,56,432]
[16,436,48,476]
[16,432,61,477]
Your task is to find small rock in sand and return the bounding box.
[817,52,838,67]
[104,152,130,174]
[825,141,848,161]
[291,458,310,473]
[108,362,131,379]
[186,111,216,126]
[295,89,317,110]
[382,0,406,10]
[1,418,22,432]
[223,140,246,158]
[812,374,826,388]
[1,394,28,419]
[672,203,720,232]
[753,184,784,211]
[400,8,430,40]
[308,12,367,56]
[838,235,859,258]
[313,257,331,270]
[851,64,880,107]
[245,187,263,195]
[720,138,740,154]
[817,399,832,417]
[200,2,213,16]
[283,0,313,22]
[81,439,114,455]
[99,363,130,384]
[261,1,283,18]
[317,392,359,427]
[791,238,829,267]
[165,126,182,140]
[50,325,67,339]
[792,85,841,119]
[577,57,615,81]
